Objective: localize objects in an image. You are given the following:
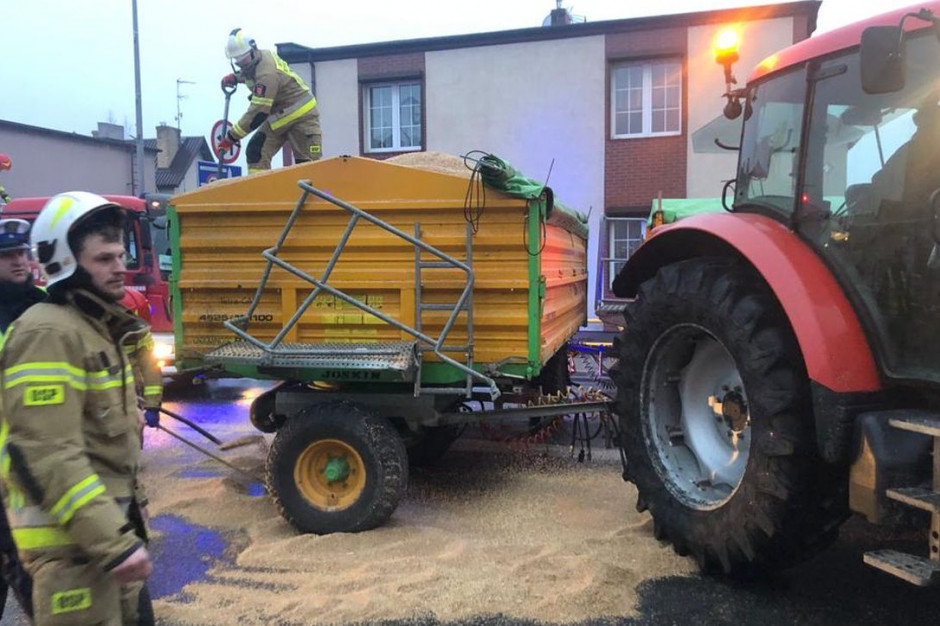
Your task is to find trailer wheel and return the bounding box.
[611,258,846,574]
[266,401,408,534]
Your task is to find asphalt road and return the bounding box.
[3,378,940,625]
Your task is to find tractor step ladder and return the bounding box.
[863,410,940,586]
[413,222,477,398]
[208,181,498,398]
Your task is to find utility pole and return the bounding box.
[132,0,145,195]
[176,79,196,131]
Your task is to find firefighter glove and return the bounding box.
[217,134,235,155]
[221,73,238,89]
[144,408,160,428]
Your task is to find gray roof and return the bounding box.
[0,118,160,153]
[277,1,820,62]
[144,136,214,189]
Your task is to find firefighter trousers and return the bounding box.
[246,112,322,172]
[28,550,154,626]
[0,496,32,620]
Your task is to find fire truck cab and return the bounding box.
[2,194,175,370]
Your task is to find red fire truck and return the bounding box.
[1,194,175,370]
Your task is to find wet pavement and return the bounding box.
[3,377,940,624]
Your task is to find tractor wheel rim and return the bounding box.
[295,439,366,511]
[642,324,751,510]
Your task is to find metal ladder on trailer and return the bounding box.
[864,410,940,586]
[206,180,500,399]
[413,222,477,398]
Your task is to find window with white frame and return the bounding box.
[607,217,647,288]
[611,60,682,138]
[363,81,422,153]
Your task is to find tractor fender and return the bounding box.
[612,212,881,394]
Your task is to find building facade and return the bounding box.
[0,120,158,199]
[0,121,213,202]
[145,124,215,195]
[278,1,820,322]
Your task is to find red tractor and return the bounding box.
[611,3,940,585]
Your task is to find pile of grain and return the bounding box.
[387,151,473,179]
[142,385,694,625]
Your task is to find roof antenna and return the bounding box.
[176,78,196,131]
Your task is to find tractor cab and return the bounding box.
[611,4,940,586]
[725,7,940,385]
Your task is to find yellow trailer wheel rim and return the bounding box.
[294,439,366,511]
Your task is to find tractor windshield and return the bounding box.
[734,69,806,216]
[795,28,940,383]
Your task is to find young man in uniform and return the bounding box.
[0,192,155,625]
[217,28,323,173]
[0,217,44,620]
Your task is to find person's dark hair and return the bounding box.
[67,206,125,255]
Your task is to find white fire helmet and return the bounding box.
[31,191,121,287]
[225,28,256,61]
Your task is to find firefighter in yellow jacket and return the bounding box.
[0,192,155,625]
[217,28,322,173]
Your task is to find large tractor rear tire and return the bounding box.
[266,401,408,534]
[611,258,846,574]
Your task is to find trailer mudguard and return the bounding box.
[612,212,881,394]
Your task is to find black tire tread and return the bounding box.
[611,257,846,575]
[266,400,408,534]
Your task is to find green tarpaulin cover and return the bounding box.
[648,198,724,227]
[477,154,589,240]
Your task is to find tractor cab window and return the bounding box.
[735,69,806,215]
[798,28,940,382]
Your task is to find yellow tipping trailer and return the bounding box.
[168,154,591,534]
[171,155,587,387]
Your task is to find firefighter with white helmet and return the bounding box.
[0,192,155,624]
[218,28,323,173]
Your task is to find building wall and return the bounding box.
[287,7,813,322]
[179,161,201,194]
[426,36,607,311]
[315,58,362,158]
[685,16,797,199]
[604,26,688,210]
[358,52,426,157]
[0,124,156,198]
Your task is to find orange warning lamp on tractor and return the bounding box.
[713,27,745,120]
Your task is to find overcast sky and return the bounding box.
[2,0,908,167]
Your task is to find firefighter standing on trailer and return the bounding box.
[217,28,322,173]
[0,192,155,625]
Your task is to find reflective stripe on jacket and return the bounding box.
[0,290,144,568]
[123,330,162,410]
[231,49,319,139]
